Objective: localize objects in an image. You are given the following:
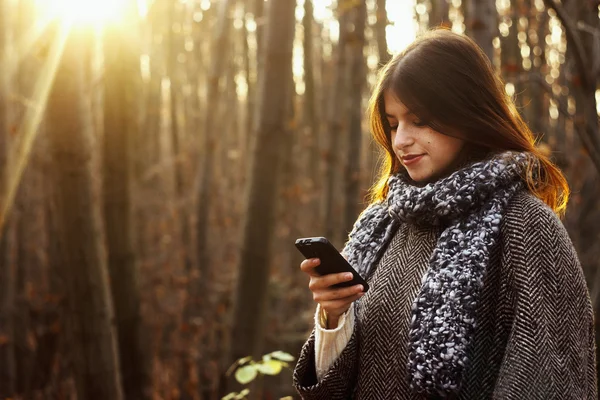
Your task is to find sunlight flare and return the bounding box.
[0,22,70,235]
[4,17,53,80]
[34,0,127,25]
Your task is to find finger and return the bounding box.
[300,258,321,276]
[321,292,365,313]
[308,271,354,291]
[321,272,356,288]
[313,284,364,302]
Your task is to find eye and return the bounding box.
[389,125,398,131]
[413,120,427,127]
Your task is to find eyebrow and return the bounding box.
[385,111,412,119]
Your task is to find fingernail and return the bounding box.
[345,273,353,280]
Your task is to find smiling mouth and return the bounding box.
[401,154,425,166]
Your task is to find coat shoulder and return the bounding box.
[503,190,571,243]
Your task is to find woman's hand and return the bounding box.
[300,258,365,328]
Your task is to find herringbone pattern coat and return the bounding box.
[293,192,597,399]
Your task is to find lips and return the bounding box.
[401,154,425,166]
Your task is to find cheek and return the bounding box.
[432,139,465,166]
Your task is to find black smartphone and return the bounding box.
[295,237,369,292]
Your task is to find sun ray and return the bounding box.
[34,0,127,25]
[0,21,71,235]
[4,15,54,80]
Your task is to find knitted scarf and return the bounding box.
[341,151,533,395]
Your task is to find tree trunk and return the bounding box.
[13,2,44,393]
[375,0,391,65]
[0,0,16,395]
[303,0,316,137]
[246,0,265,138]
[543,0,600,173]
[167,1,192,275]
[103,5,150,398]
[500,0,523,112]
[573,0,600,175]
[0,220,15,399]
[302,0,324,237]
[343,1,367,237]
[196,0,233,297]
[429,0,450,29]
[14,164,34,397]
[250,0,266,137]
[46,25,123,400]
[464,0,497,63]
[192,1,234,397]
[229,0,297,367]
[526,1,548,138]
[323,2,350,245]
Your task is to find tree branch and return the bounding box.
[515,72,600,173]
[515,72,572,120]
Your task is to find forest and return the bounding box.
[0,0,599,399]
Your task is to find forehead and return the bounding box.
[383,90,410,118]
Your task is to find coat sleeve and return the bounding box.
[293,312,359,399]
[493,195,598,399]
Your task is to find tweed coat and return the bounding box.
[293,191,597,399]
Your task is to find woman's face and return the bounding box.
[383,90,466,183]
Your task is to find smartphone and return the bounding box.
[295,237,369,292]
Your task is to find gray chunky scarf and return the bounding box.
[341,151,533,395]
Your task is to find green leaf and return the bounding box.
[236,356,253,366]
[256,360,283,375]
[226,356,253,376]
[235,365,258,384]
[262,354,272,362]
[269,351,295,362]
[234,388,250,399]
[221,393,236,400]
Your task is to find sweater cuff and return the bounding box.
[313,304,355,381]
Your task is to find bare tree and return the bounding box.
[543,0,600,174]
[525,0,548,138]
[500,0,523,110]
[0,0,16,396]
[46,25,123,400]
[303,0,317,140]
[343,1,367,236]
[375,0,391,65]
[103,3,150,398]
[229,0,297,366]
[429,0,450,28]
[464,0,497,63]
[196,0,234,293]
[166,0,193,277]
[323,2,350,245]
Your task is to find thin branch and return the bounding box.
[515,72,600,172]
[576,21,600,36]
[543,0,593,89]
[515,72,572,119]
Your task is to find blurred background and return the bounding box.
[0,0,599,399]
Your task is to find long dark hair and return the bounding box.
[368,28,569,215]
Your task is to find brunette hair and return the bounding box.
[367,28,569,215]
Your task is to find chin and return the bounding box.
[407,172,431,184]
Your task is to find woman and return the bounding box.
[293,29,597,399]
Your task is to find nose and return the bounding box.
[392,127,414,151]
